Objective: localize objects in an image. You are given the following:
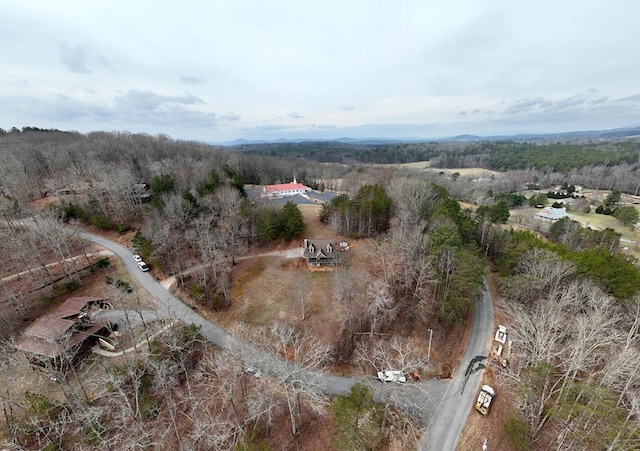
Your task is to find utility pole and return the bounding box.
[427,328,433,361]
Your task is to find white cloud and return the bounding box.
[179,75,207,85]
[1,1,640,141]
[113,90,203,110]
[59,44,93,73]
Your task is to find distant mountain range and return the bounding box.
[215,126,640,146]
[441,126,640,143]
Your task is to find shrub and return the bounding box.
[106,275,132,292]
[83,422,106,446]
[190,284,205,301]
[212,293,230,311]
[115,279,133,293]
[59,202,88,223]
[503,414,532,450]
[139,393,159,420]
[95,258,110,268]
[58,280,80,293]
[91,214,115,230]
[132,231,154,257]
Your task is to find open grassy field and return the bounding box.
[509,206,640,258]
[377,160,503,178]
[428,167,502,177]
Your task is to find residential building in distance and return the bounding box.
[263,177,311,198]
[535,206,571,222]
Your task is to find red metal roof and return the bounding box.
[264,182,310,193]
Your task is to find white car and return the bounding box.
[377,370,406,383]
[137,261,150,272]
[133,254,143,262]
[244,366,262,378]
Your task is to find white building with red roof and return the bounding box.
[263,178,311,198]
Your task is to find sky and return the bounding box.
[2,0,640,142]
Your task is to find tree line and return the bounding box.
[238,139,640,194]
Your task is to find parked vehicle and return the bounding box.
[133,254,143,262]
[492,325,511,367]
[494,325,507,344]
[475,385,495,415]
[377,370,406,383]
[137,261,150,272]
[244,366,262,378]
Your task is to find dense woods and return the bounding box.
[239,139,640,194]
[1,129,639,449]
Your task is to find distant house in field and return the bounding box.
[17,296,112,371]
[263,178,311,198]
[535,206,571,223]
[303,239,343,268]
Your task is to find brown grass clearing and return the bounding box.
[214,204,352,346]
[219,255,348,346]
[298,204,336,239]
[367,161,503,178]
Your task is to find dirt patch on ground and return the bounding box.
[262,404,335,451]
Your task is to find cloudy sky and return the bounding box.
[2,0,640,142]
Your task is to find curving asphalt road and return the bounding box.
[74,229,493,449]
[419,280,494,450]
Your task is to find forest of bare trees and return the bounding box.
[499,249,640,449]
[1,130,639,449]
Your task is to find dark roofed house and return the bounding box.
[132,183,153,203]
[303,238,342,268]
[18,296,112,371]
